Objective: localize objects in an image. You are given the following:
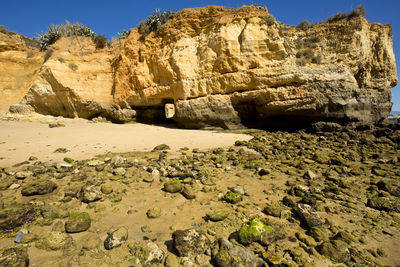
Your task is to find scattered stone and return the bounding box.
[78,232,101,250]
[53,148,69,153]
[101,185,113,194]
[104,227,128,250]
[172,229,211,257]
[372,168,387,176]
[78,185,102,203]
[8,183,20,189]
[366,197,400,212]
[128,241,165,265]
[214,238,264,267]
[63,157,74,163]
[113,167,126,176]
[317,240,350,264]
[48,123,65,128]
[181,185,197,199]
[263,202,282,217]
[0,246,29,267]
[29,156,38,161]
[0,204,37,231]
[15,171,33,180]
[111,155,126,166]
[65,212,91,233]
[295,232,317,247]
[303,170,317,180]
[308,226,330,242]
[206,210,229,222]
[146,207,162,218]
[21,179,57,196]
[0,175,15,190]
[87,159,104,166]
[294,203,324,228]
[164,180,183,193]
[238,219,274,245]
[223,191,242,204]
[36,231,73,251]
[152,144,170,151]
[165,253,179,267]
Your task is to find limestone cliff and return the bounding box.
[0,5,397,128]
[0,31,42,111]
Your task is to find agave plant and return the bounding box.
[138,9,174,35]
[37,24,61,50]
[118,29,130,39]
[37,21,95,50]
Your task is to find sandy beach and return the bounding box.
[0,118,252,168]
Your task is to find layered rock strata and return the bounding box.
[0,6,397,128]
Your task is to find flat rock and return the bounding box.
[294,203,324,228]
[21,180,57,196]
[104,227,128,250]
[65,212,91,233]
[214,238,264,267]
[0,246,29,267]
[172,229,211,257]
[0,204,37,231]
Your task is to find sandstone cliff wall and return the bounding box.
[0,6,397,128]
[0,32,42,111]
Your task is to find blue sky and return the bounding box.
[2,0,399,110]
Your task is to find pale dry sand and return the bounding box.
[0,119,252,168]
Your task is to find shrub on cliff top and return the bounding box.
[0,25,7,33]
[138,9,175,36]
[327,5,365,23]
[118,29,130,39]
[37,21,95,50]
[93,35,109,49]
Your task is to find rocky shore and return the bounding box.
[0,120,399,266]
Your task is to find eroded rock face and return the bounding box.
[0,6,397,128]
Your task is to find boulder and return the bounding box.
[0,246,29,267]
[104,227,128,250]
[21,179,57,196]
[65,212,91,233]
[172,229,211,257]
[214,238,264,267]
[0,204,36,231]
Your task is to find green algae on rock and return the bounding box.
[65,212,91,233]
[238,219,274,245]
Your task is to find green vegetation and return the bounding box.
[138,9,175,36]
[263,14,276,26]
[93,35,108,49]
[297,20,310,31]
[327,5,365,23]
[37,21,95,50]
[68,63,78,71]
[118,29,130,39]
[44,49,53,62]
[238,219,274,245]
[0,25,7,33]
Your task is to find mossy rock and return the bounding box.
[308,226,330,242]
[207,210,229,222]
[64,157,74,163]
[238,219,274,245]
[223,191,242,204]
[101,185,113,194]
[317,240,350,263]
[244,160,262,169]
[65,212,91,233]
[164,180,182,193]
[146,207,161,218]
[36,231,72,251]
[372,168,387,176]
